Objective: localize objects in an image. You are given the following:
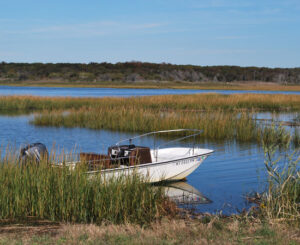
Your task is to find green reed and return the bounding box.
[32,108,295,144]
[0,156,166,225]
[262,133,300,223]
[294,129,300,147]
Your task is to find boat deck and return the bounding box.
[151,147,213,163]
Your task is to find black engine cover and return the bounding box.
[20,143,49,164]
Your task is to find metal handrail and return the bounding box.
[116,129,202,146]
[155,131,202,157]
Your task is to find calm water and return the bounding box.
[1,85,300,97]
[0,114,268,214]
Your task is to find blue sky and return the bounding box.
[0,0,299,67]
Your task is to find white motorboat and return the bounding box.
[20,129,213,183]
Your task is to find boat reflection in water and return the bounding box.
[159,181,212,205]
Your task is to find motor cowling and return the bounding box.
[108,144,136,165]
[108,145,136,159]
[20,143,49,164]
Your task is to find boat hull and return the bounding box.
[87,151,212,183]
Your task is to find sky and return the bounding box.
[0,0,299,67]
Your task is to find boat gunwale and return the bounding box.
[85,150,214,174]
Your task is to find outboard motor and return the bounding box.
[108,144,136,165]
[108,144,152,166]
[20,143,49,164]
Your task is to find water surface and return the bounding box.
[1,85,300,97]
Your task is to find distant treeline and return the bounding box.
[0,62,300,84]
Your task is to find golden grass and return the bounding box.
[33,109,263,142]
[1,93,300,112]
[0,217,299,244]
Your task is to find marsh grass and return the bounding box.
[1,94,299,144]
[262,134,300,223]
[32,109,253,139]
[294,129,300,147]
[1,94,300,112]
[0,156,167,225]
[32,108,295,145]
[260,124,292,148]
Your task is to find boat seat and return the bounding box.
[79,152,111,169]
[128,146,152,166]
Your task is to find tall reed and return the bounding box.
[1,94,300,112]
[32,109,258,141]
[0,156,166,224]
[262,133,300,223]
[32,108,295,144]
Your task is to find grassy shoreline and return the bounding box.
[0,159,168,225]
[0,108,299,243]
[1,217,299,244]
[1,80,300,91]
[0,146,297,244]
